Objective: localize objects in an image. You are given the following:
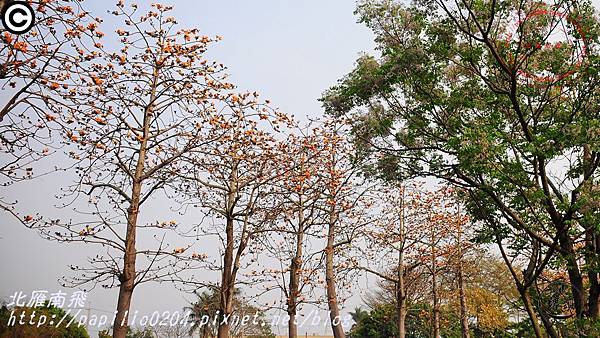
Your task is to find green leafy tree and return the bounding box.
[348,302,465,338]
[126,327,153,338]
[323,0,600,335]
[0,304,89,338]
[348,304,399,338]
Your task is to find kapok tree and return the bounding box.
[173,103,292,338]
[28,2,257,337]
[0,0,102,217]
[443,192,473,338]
[419,188,460,338]
[430,187,480,338]
[259,130,330,338]
[315,121,371,338]
[354,182,431,338]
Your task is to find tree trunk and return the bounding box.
[112,65,157,338]
[458,258,470,338]
[288,242,302,338]
[557,228,586,318]
[456,220,470,338]
[396,192,406,338]
[217,315,230,338]
[589,273,600,318]
[583,145,600,318]
[112,240,135,338]
[325,205,345,338]
[432,268,440,338]
[218,175,237,338]
[288,249,300,338]
[396,265,406,338]
[536,303,560,338]
[519,288,544,338]
[496,232,546,338]
[430,220,440,338]
[588,229,600,318]
[288,207,304,338]
[287,309,298,338]
[112,197,140,338]
[397,296,406,338]
[217,217,234,338]
[112,164,144,338]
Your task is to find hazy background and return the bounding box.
[0,0,376,336]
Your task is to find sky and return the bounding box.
[0,0,376,336]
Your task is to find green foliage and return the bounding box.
[98,326,154,338]
[348,304,398,338]
[348,302,485,338]
[98,330,111,338]
[323,0,600,219]
[404,303,436,338]
[126,327,154,338]
[561,317,600,337]
[0,304,90,338]
[347,301,536,338]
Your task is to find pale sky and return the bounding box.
[0,1,376,336]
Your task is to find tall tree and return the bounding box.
[26,3,264,337]
[317,121,370,338]
[353,182,432,338]
[174,105,292,338]
[449,203,471,338]
[261,130,327,338]
[419,188,456,338]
